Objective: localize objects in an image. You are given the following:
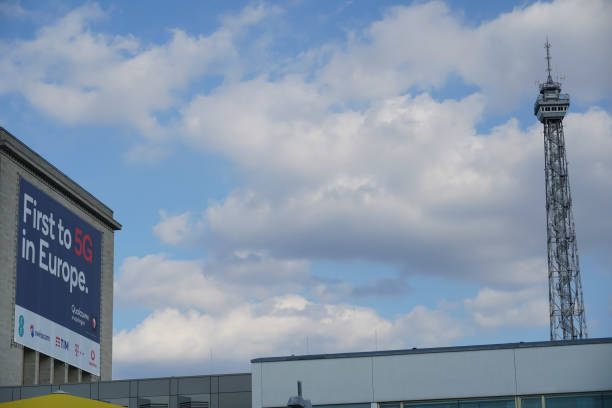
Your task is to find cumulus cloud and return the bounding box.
[465,286,548,328]
[562,108,612,256]
[113,296,464,366]
[113,251,465,370]
[0,3,276,139]
[316,0,612,107]
[153,211,195,246]
[115,254,237,313]
[112,2,611,371]
[181,95,611,287]
[11,0,604,372]
[115,252,311,311]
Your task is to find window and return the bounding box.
[178,395,209,408]
[521,398,542,408]
[403,399,514,408]
[460,399,515,408]
[404,402,457,408]
[603,394,612,408]
[547,394,607,408]
[138,396,169,408]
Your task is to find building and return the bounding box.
[0,127,121,385]
[0,373,251,408]
[1,338,610,408]
[252,338,612,408]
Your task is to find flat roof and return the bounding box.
[0,127,121,230]
[251,337,612,363]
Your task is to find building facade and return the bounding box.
[0,337,610,408]
[0,127,121,385]
[0,373,252,408]
[252,338,612,408]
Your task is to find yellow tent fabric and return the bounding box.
[0,393,124,408]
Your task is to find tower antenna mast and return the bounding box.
[545,37,553,82]
[534,40,587,340]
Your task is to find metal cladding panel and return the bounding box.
[219,374,250,392]
[515,343,612,394]
[251,363,261,408]
[259,357,373,407]
[219,392,251,408]
[0,388,13,402]
[372,349,516,401]
[20,385,51,399]
[99,380,130,399]
[60,382,92,398]
[137,378,170,397]
[178,376,211,394]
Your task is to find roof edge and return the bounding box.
[0,127,121,230]
[251,337,612,363]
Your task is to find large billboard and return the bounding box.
[14,176,101,375]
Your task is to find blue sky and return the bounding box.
[1,0,611,379]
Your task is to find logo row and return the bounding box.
[18,314,96,363]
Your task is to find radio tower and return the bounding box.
[534,39,587,340]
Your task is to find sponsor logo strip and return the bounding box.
[14,305,100,376]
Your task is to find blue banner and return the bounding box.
[15,176,101,344]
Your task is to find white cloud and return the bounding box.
[153,211,194,246]
[115,254,236,313]
[176,62,611,285]
[0,3,276,138]
[563,108,612,255]
[113,251,465,367]
[3,0,608,139]
[316,0,612,107]
[465,286,548,329]
[181,92,593,286]
[115,252,311,311]
[113,296,464,365]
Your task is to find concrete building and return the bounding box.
[0,127,121,385]
[0,373,251,408]
[252,338,612,408]
[1,338,610,408]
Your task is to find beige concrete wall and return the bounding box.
[0,150,115,385]
[0,152,25,386]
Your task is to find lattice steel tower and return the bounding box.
[534,40,587,340]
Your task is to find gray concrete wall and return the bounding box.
[0,141,117,385]
[251,341,612,408]
[0,151,25,386]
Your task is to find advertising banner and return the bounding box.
[14,176,101,375]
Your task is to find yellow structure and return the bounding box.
[0,392,122,407]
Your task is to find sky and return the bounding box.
[1,0,611,379]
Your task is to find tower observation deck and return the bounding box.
[534,40,587,340]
